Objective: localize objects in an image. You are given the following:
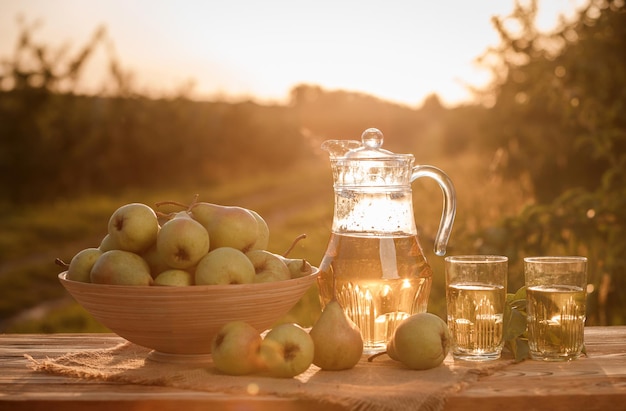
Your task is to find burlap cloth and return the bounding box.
[27,341,514,411]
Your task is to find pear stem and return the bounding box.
[282,233,307,257]
[154,200,189,210]
[186,194,202,212]
[55,258,69,268]
[367,351,388,362]
[155,194,200,212]
[155,210,174,219]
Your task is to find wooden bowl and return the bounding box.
[59,269,318,359]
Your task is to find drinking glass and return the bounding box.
[524,256,587,361]
[445,255,508,361]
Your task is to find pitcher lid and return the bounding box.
[345,128,395,158]
[322,128,415,187]
[322,128,408,160]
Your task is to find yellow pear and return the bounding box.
[157,211,210,269]
[190,203,258,252]
[386,313,451,370]
[309,299,363,370]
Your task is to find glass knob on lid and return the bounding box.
[345,128,395,158]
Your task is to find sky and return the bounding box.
[0,0,589,107]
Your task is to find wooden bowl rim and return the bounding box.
[58,267,319,293]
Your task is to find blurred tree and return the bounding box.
[0,19,107,202]
[477,0,626,324]
[0,20,308,203]
[289,83,444,156]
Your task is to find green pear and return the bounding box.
[279,256,314,279]
[386,313,451,370]
[258,323,314,378]
[90,250,153,286]
[140,243,171,278]
[190,203,258,252]
[157,211,210,269]
[153,269,194,286]
[107,203,159,254]
[98,233,117,252]
[195,247,255,285]
[246,250,291,283]
[249,209,270,250]
[211,321,262,375]
[66,247,103,282]
[309,299,363,370]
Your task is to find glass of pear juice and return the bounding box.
[524,256,587,361]
[444,255,508,361]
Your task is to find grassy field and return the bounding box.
[0,149,526,333]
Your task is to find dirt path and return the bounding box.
[0,296,75,331]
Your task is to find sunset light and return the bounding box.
[0,0,587,106]
[2,2,626,403]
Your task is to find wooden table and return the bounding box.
[1,327,625,411]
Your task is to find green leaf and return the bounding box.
[503,308,527,341]
[512,286,527,301]
[503,286,531,362]
[512,338,530,363]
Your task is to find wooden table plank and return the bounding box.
[1,328,625,411]
[0,334,333,411]
[444,326,626,411]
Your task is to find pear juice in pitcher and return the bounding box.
[319,128,456,354]
[318,233,433,354]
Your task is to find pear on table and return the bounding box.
[211,321,263,376]
[207,320,315,379]
[258,323,315,378]
[310,298,363,370]
[370,312,451,370]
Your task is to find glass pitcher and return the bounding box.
[318,128,456,354]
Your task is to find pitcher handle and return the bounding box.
[411,165,456,256]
